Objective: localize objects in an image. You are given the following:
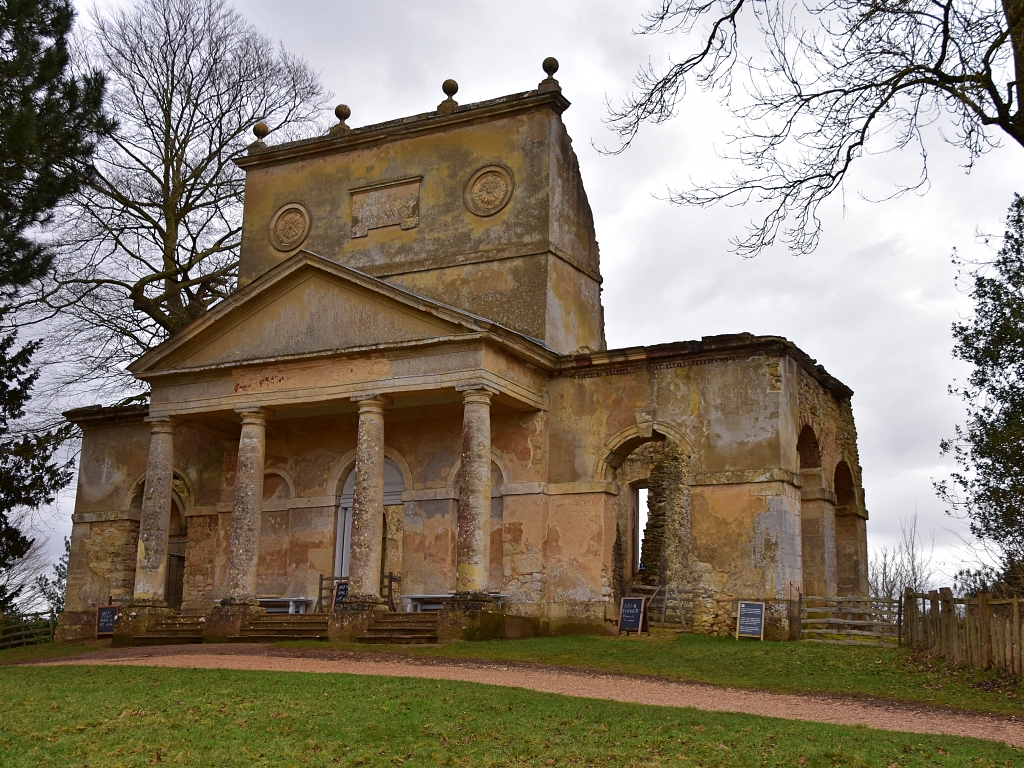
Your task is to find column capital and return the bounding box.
[234,406,273,426]
[144,416,180,434]
[457,385,498,404]
[351,394,392,413]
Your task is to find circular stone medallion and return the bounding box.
[465,165,514,217]
[268,203,311,251]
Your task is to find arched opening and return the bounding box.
[633,483,650,577]
[797,426,834,597]
[797,425,822,470]
[833,460,864,595]
[834,461,855,508]
[335,459,406,584]
[609,439,691,601]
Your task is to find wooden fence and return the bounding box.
[798,595,901,645]
[0,612,56,650]
[903,588,1023,676]
[626,584,694,629]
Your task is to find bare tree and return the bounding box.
[608,0,1024,256]
[20,0,329,401]
[869,512,936,598]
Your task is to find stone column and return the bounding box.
[131,417,178,605]
[344,395,391,604]
[222,408,271,605]
[456,387,494,597]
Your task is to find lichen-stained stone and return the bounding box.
[131,418,177,605]
[59,75,871,641]
[456,388,494,596]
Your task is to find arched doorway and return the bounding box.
[798,426,836,597]
[335,459,406,583]
[833,460,865,595]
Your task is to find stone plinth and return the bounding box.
[203,601,265,642]
[111,605,176,647]
[328,601,389,642]
[437,594,504,642]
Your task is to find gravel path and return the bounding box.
[37,644,1024,747]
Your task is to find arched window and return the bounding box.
[797,426,822,469]
[834,461,855,508]
[334,459,405,578]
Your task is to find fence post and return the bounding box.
[897,593,904,647]
[927,591,939,652]
[978,591,993,670]
[1012,597,1021,676]
[796,593,802,641]
[939,588,956,664]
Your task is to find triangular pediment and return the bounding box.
[131,252,487,375]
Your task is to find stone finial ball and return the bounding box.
[335,104,351,121]
[442,79,459,98]
[253,121,270,140]
[542,57,559,77]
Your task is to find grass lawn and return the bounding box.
[0,639,109,665]
[1,665,1020,767]
[275,632,1024,716]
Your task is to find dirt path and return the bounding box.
[35,644,1024,747]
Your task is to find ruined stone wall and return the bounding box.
[795,364,863,487]
[613,441,663,597]
[793,360,869,594]
[549,350,798,634]
[639,442,692,590]
[57,518,140,641]
[181,514,218,612]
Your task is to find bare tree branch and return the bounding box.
[17,0,329,398]
[608,0,1024,255]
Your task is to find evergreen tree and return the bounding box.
[937,194,1024,595]
[0,0,111,611]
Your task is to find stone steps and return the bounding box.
[238,614,329,642]
[357,612,439,644]
[137,616,205,644]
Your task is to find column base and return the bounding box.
[203,602,265,642]
[111,605,176,647]
[438,595,504,642]
[328,600,388,642]
[339,593,388,610]
[54,610,98,643]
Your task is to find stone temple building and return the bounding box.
[57,61,869,644]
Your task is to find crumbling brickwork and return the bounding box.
[639,441,691,589]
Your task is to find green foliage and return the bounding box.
[938,194,1024,594]
[1,665,1019,766]
[0,0,109,611]
[0,0,112,293]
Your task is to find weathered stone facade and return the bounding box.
[57,64,869,643]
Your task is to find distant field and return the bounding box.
[1,665,1020,767]
[273,631,1024,715]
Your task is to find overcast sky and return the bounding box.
[56,0,1024,580]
